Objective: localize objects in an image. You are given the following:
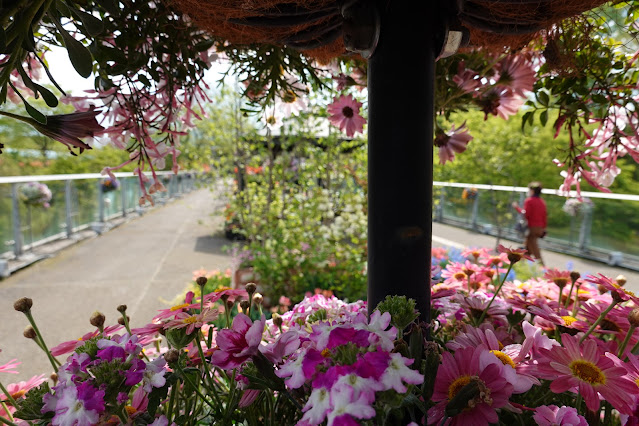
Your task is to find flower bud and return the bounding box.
[23,326,37,339]
[226,300,235,310]
[90,312,106,329]
[13,297,33,313]
[598,284,607,295]
[616,275,627,287]
[221,294,230,303]
[245,283,257,295]
[253,293,263,305]
[629,308,639,327]
[570,271,581,281]
[164,348,180,363]
[506,253,522,264]
[196,276,208,287]
[117,316,130,325]
[240,300,251,311]
[50,373,58,385]
[272,313,283,328]
[117,305,127,313]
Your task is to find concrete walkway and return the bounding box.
[0,188,233,381]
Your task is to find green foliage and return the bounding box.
[375,295,419,331]
[14,382,54,421]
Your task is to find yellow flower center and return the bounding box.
[215,287,232,292]
[454,272,466,280]
[125,406,136,415]
[182,316,198,324]
[11,390,26,399]
[562,316,578,326]
[282,90,297,103]
[321,348,331,358]
[635,377,639,388]
[448,375,472,400]
[490,350,516,368]
[569,360,606,385]
[170,303,189,311]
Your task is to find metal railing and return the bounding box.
[0,172,200,260]
[433,182,639,271]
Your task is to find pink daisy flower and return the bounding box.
[537,333,637,414]
[497,244,534,264]
[163,308,219,335]
[50,325,123,356]
[453,62,482,94]
[0,356,20,374]
[587,273,639,304]
[327,94,366,138]
[427,346,514,425]
[495,54,536,97]
[434,122,473,165]
[533,405,587,426]
[476,87,525,121]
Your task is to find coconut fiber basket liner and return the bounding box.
[170,0,609,59]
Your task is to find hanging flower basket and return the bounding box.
[19,182,52,208]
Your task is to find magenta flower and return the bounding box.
[327,94,366,138]
[434,122,473,165]
[51,382,105,426]
[427,346,514,425]
[259,330,300,364]
[533,405,587,426]
[210,314,265,369]
[537,333,637,414]
[586,273,639,304]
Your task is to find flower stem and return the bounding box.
[120,312,133,335]
[565,277,577,309]
[24,311,60,370]
[0,381,17,409]
[580,301,618,343]
[0,415,18,426]
[477,262,514,324]
[0,401,14,423]
[618,324,636,358]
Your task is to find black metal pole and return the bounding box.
[367,2,436,320]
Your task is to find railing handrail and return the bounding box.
[433,181,639,202]
[0,171,182,184]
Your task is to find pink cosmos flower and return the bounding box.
[434,122,473,165]
[427,346,514,425]
[327,94,366,138]
[210,314,265,369]
[536,333,637,414]
[533,405,587,426]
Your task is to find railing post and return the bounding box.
[436,188,445,222]
[121,178,127,217]
[579,203,593,252]
[11,183,23,258]
[65,180,73,238]
[471,192,480,230]
[98,180,105,223]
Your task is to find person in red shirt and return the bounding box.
[512,182,547,265]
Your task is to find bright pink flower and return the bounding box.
[533,405,587,426]
[537,333,637,414]
[586,273,639,304]
[497,244,534,264]
[210,314,265,369]
[434,122,473,165]
[428,346,514,425]
[327,94,366,138]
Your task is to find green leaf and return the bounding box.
[53,18,93,78]
[73,8,104,37]
[24,100,47,124]
[33,83,59,107]
[540,110,548,127]
[0,26,6,52]
[521,111,532,132]
[537,91,549,107]
[138,74,151,87]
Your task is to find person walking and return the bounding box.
[512,182,547,266]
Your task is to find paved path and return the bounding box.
[3,194,638,383]
[0,188,232,381]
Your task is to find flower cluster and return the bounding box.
[5,245,639,425]
[19,182,52,208]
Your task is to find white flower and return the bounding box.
[380,352,424,393]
